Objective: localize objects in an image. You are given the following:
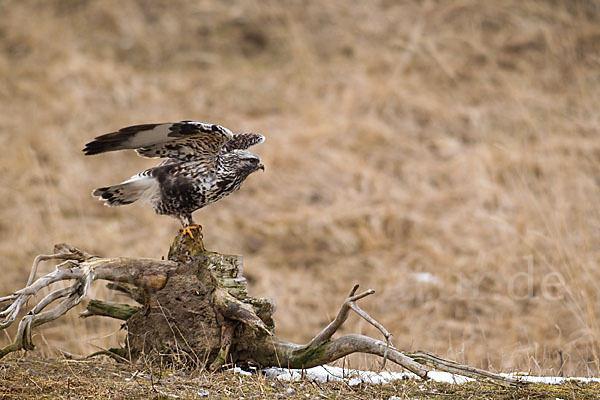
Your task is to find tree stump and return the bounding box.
[0,233,523,386]
[126,232,274,370]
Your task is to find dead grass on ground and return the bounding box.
[1,357,600,400]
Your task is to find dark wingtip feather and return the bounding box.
[82,139,124,155]
[83,123,164,155]
[82,131,129,155]
[91,187,109,197]
[82,142,105,155]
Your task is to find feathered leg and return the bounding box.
[178,214,203,239]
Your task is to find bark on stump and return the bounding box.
[127,232,274,370]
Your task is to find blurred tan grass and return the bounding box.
[1,0,600,376]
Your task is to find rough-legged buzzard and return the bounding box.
[83,121,264,238]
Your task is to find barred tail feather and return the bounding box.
[92,176,158,207]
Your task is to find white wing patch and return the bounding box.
[83,121,234,161]
[124,124,176,149]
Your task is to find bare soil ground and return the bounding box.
[1,0,600,378]
[1,357,600,400]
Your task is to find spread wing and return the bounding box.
[83,121,234,162]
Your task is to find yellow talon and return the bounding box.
[180,224,202,239]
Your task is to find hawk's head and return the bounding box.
[224,149,264,176]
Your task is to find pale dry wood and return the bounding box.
[305,284,393,368]
[0,268,85,329]
[0,272,94,357]
[258,284,521,386]
[24,244,95,287]
[405,350,522,385]
[0,245,177,358]
[265,284,430,379]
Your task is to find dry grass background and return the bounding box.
[1,0,600,376]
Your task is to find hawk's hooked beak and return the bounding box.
[258,163,265,171]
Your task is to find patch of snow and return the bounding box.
[412,272,440,284]
[427,371,474,384]
[502,373,600,384]
[228,366,253,376]
[154,389,179,398]
[263,365,468,385]
[262,365,600,386]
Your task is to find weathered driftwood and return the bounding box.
[0,233,522,387]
